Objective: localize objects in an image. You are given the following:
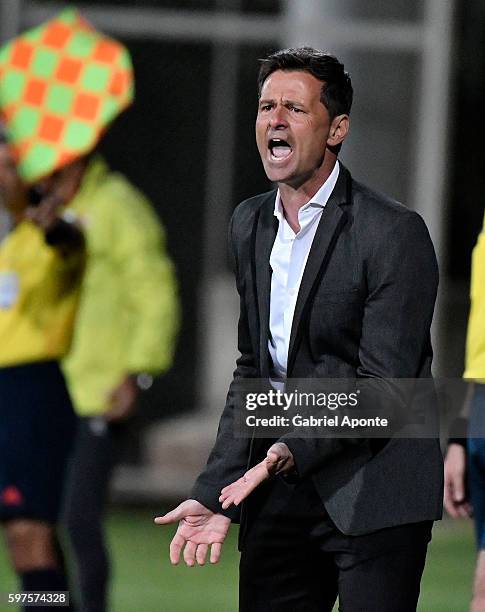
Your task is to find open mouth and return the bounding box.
[268,138,292,160]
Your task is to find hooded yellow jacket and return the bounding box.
[464,212,485,379]
[62,156,179,415]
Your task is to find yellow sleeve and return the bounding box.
[465,214,485,379]
[109,187,180,374]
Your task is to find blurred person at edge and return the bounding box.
[0,126,84,604]
[445,211,485,612]
[0,10,179,611]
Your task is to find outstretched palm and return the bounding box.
[154,499,231,566]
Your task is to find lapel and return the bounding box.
[286,166,351,375]
[253,191,278,377]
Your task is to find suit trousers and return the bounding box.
[239,477,432,612]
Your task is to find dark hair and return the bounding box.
[258,47,353,119]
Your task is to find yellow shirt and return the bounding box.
[464,213,485,379]
[0,220,83,367]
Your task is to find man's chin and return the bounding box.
[262,164,293,184]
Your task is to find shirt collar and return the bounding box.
[273,160,340,221]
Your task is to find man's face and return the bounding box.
[256,70,337,188]
[0,143,26,215]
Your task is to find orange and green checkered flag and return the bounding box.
[0,8,134,183]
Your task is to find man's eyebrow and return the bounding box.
[284,99,305,107]
[259,97,306,107]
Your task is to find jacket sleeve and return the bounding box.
[280,211,439,478]
[190,209,256,521]
[111,189,180,375]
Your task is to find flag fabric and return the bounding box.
[0,8,134,183]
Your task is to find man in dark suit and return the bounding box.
[156,47,443,611]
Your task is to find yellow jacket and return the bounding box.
[62,156,179,415]
[0,220,83,367]
[465,212,485,379]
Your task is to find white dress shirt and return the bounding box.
[268,161,340,379]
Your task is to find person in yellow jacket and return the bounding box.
[59,153,179,612]
[445,212,485,612]
[0,9,176,611]
[61,154,178,417]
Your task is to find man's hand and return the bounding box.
[444,443,471,518]
[105,375,138,422]
[219,442,295,509]
[154,500,230,566]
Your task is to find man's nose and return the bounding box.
[269,106,288,129]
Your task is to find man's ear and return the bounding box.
[327,114,349,148]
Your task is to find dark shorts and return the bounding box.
[0,361,77,523]
[468,383,485,549]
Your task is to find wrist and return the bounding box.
[128,373,154,391]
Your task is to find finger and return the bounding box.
[456,505,469,519]
[221,479,243,495]
[223,483,258,508]
[232,493,249,507]
[169,533,185,565]
[183,540,197,567]
[451,477,465,502]
[265,453,283,476]
[266,450,281,465]
[219,489,231,501]
[210,542,223,564]
[221,491,239,509]
[221,497,236,510]
[444,501,459,518]
[154,504,187,524]
[444,487,459,518]
[455,500,472,518]
[220,487,239,504]
[267,442,288,457]
[220,482,239,498]
[445,484,471,519]
[196,544,209,566]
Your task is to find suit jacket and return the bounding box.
[191,165,443,538]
